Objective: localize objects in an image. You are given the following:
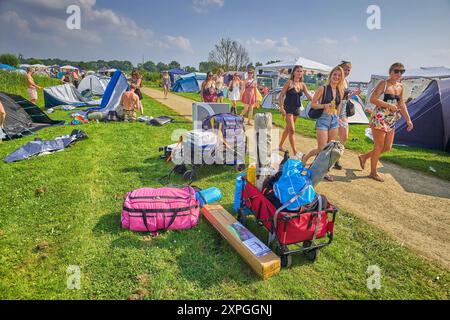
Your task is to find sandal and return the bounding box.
[358,155,366,170]
[324,175,334,182]
[369,174,384,182]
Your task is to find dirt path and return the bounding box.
[142,87,450,269]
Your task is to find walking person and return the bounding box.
[26,67,42,104]
[240,69,257,126]
[130,70,144,115]
[302,66,346,182]
[201,72,217,103]
[215,69,225,103]
[120,84,140,122]
[228,73,242,114]
[334,61,362,170]
[0,100,6,141]
[162,71,171,99]
[358,63,413,182]
[278,65,313,158]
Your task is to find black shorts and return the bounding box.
[285,104,300,116]
[135,88,143,100]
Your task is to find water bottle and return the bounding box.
[247,164,256,185]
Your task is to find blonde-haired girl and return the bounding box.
[302,66,346,182]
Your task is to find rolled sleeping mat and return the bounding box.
[196,187,222,206]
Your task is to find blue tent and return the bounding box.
[0,64,16,71]
[395,79,450,152]
[172,72,206,93]
[85,70,129,114]
[172,76,200,92]
[166,68,188,84]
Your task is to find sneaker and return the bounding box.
[293,152,304,161]
[334,160,343,170]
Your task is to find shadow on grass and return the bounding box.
[93,211,262,288]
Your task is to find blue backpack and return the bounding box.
[273,159,316,211]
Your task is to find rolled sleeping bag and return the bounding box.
[309,141,344,187]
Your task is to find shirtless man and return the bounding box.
[120,84,140,122]
[0,100,6,140]
[26,67,42,104]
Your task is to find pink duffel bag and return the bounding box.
[121,186,200,233]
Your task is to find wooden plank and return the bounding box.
[202,203,280,280]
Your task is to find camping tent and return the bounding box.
[78,75,109,96]
[365,67,450,111]
[84,70,129,115]
[0,92,64,139]
[0,64,16,71]
[166,68,188,84]
[172,76,200,92]
[172,72,207,92]
[256,57,333,76]
[394,79,450,152]
[260,88,369,124]
[299,95,369,124]
[44,84,101,108]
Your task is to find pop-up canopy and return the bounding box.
[256,57,333,75]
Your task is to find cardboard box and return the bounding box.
[202,203,280,280]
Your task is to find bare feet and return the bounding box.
[369,173,384,182]
[279,146,287,152]
[358,155,366,170]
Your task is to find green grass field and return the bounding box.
[170,91,450,182]
[0,74,448,299]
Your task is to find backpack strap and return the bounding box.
[321,85,328,105]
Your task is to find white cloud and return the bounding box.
[192,0,224,13]
[247,36,300,57]
[0,1,193,59]
[0,11,30,33]
[348,35,359,44]
[160,36,194,53]
[317,37,338,45]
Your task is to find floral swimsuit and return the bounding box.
[370,84,402,133]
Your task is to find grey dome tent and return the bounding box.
[78,75,110,96]
[0,92,65,140]
[395,79,450,152]
[44,83,101,108]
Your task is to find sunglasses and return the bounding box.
[393,69,406,75]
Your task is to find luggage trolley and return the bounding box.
[237,176,338,268]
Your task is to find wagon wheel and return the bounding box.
[183,170,197,182]
[280,254,292,268]
[303,240,319,262]
[276,244,292,268]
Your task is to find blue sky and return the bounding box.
[1,0,450,81]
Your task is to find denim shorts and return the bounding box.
[316,114,339,130]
